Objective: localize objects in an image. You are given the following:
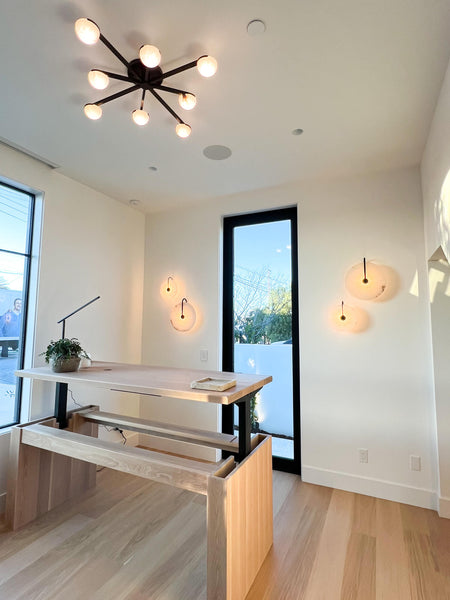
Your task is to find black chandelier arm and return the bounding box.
[139,89,146,110]
[161,56,206,80]
[152,84,191,96]
[95,84,141,106]
[148,89,183,124]
[100,71,134,84]
[99,33,130,69]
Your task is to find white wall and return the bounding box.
[428,257,450,517]
[142,166,438,509]
[421,57,450,261]
[0,143,146,510]
[420,56,450,517]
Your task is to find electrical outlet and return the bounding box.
[358,448,368,463]
[410,455,421,471]
[200,348,208,362]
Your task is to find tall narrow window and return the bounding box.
[0,182,35,428]
[223,207,300,474]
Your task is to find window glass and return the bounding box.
[0,183,34,428]
[0,188,31,254]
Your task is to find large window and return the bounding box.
[0,182,35,428]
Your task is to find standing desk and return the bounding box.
[7,362,273,600]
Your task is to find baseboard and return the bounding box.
[438,496,450,518]
[302,465,438,511]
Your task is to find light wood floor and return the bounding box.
[1,469,449,599]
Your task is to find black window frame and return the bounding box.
[0,180,35,428]
[222,206,301,474]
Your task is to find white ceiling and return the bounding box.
[1,0,450,213]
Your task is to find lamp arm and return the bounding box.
[99,33,130,69]
[57,296,101,339]
[94,85,140,106]
[100,71,134,83]
[161,56,206,80]
[148,89,184,124]
[151,84,191,96]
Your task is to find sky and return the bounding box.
[0,185,32,292]
[233,219,292,313]
[234,220,292,281]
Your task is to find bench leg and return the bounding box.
[1,344,8,358]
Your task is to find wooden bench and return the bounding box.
[6,407,273,600]
[0,336,19,357]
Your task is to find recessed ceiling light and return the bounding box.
[203,145,232,160]
[292,128,304,136]
[148,166,158,171]
[247,19,266,35]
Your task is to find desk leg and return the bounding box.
[223,389,261,461]
[237,399,251,461]
[55,382,68,429]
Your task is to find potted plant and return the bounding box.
[41,338,87,373]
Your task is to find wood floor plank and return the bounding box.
[352,493,377,537]
[376,498,412,600]
[405,530,450,600]
[340,532,376,600]
[302,489,354,600]
[426,507,450,576]
[1,469,450,599]
[0,514,92,586]
[246,480,332,600]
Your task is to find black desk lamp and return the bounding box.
[57,296,100,339]
[54,295,100,428]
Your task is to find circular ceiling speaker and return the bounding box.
[247,19,266,35]
[203,145,232,160]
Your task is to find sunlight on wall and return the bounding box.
[409,271,419,297]
[429,267,446,303]
[436,168,450,258]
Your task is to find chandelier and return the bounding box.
[74,18,218,138]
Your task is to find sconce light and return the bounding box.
[170,297,196,332]
[340,301,347,322]
[332,301,370,333]
[345,257,387,300]
[160,275,178,300]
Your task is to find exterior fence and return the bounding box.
[234,343,293,437]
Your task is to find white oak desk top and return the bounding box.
[16,361,272,405]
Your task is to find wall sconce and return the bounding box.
[345,257,387,300]
[332,301,370,333]
[170,297,196,332]
[160,275,178,300]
